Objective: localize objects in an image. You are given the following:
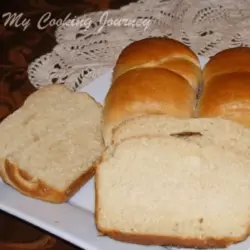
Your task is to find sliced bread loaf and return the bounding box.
[96,120,250,248]
[0,84,104,203]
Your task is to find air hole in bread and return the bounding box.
[32,134,39,142]
[170,131,203,138]
[199,218,204,224]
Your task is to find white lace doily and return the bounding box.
[28,0,250,90]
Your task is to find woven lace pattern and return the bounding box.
[28,0,250,90]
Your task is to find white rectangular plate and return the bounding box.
[1,56,250,250]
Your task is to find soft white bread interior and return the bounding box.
[0,84,104,203]
[0,85,98,167]
[103,37,202,145]
[199,47,250,128]
[96,119,250,248]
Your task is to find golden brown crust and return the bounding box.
[97,229,250,249]
[1,159,96,203]
[203,47,250,84]
[200,47,250,128]
[158,59,202,90]
[198,72,250,128]
[63,164,96,200]
[0,158,4,178]
[103,67,196,144]
[113,37,200,81]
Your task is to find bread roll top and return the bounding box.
[200,47,250,128]
[102,37,202,144]
[113,37,201,90]
[103,68,196,144]
[199,72,250,115]
[203,47,250,84]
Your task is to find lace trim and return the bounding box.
[28,0,250,90]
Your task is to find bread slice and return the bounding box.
[0,84,104,203]
[96,120,250,248]
[112,114,250,148]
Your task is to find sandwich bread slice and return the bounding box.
[0,84,104,203]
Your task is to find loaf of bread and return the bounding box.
[96,39,250,248]
[0,85,104,203]
[199,47,250,128]
[103,37,202,144]
[96,118,250,248]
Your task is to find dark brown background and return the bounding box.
[0,0,134,249]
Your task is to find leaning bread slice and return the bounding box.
[96,124,250,248]
[0,85,101,174]
[0,84,104,203]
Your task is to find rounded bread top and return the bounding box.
[203,47,250,84]
[113,37,201,81]
[199,72,250,117]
